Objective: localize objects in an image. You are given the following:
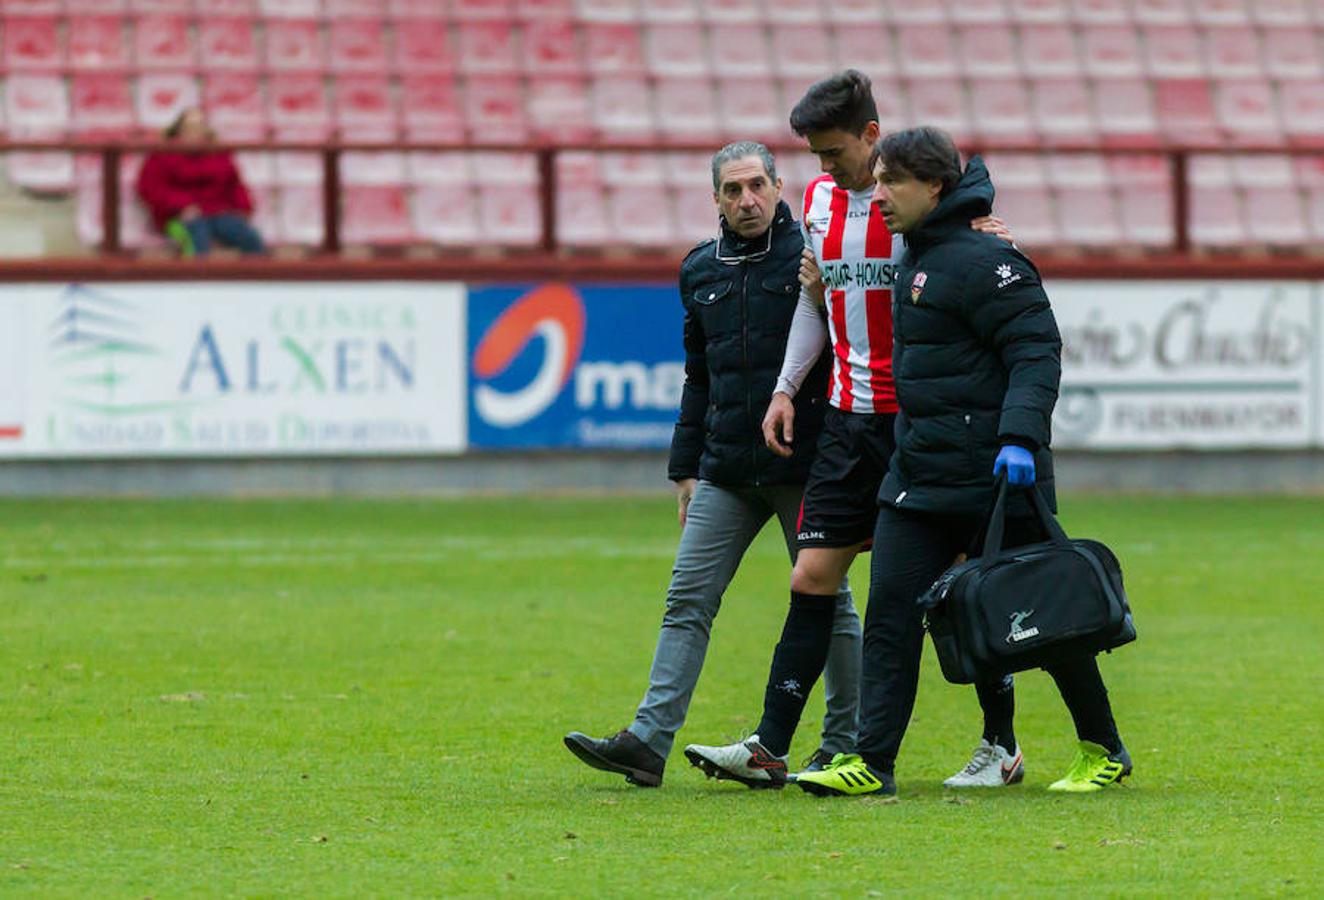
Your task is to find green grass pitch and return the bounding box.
[1,494,1320,896]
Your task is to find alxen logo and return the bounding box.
[472,283,586,427]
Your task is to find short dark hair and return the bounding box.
[710,140,777,191]
[789,69,878,137]
[870,127,963,197]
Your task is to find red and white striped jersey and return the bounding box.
[801,175,902,415]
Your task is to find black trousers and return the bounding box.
[857,502,1119,772]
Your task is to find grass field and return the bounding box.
[1,494,1321,897]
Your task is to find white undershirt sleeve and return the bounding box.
[773,288,829,399]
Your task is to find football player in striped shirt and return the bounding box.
[684,71,1017,789]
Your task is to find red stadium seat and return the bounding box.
[1307,184,1324,241]
[326,0,383,13]
[983,152,1048,189]
[393,20,455,74]
[515,0,576,19]
[1214,79,1283,146]
[1020,24,1081,77]
[408,150,472,185]
[527,76,595,142]
[1204,26,1262,79]
[1142,25,1205,78]
[343,187,414,245]
[457,22,520,74]
[600,151,666,187]
[958,24,1018,77]
[277,185,325,246]
[992,185,1061,246]
[904,78,972,142]
[134,16,196,70]
[1056,185,1123,246]
[1261,29,1323,80]
[335,74,398,140]
[235,150,276,186]
[574,0,640,22]
[824,0,886,25]
[1154,78,1220,146]
[1250,0,1313,26]
[264,19,325,72]
[557,184,611,247]
[701,0,760,23]
[885,0,945,24]
[1032,77,1097,144]
[1093,77,1159,146]
[1191,0,1250,26]
[2,16,63,72]
[710,24,772,78]
[868,76,908,132]
[1279,81,1324,145]
[590,76,655,142]
[399,74,465,141]
[645,23,710,77]
[523,20,585,75]
[833,24,897,78]
[1132,0,1191,25]
[950,0,1008,24]
[639,0,699,23]
[135,72,198,130]
[1008,0,1070,22]
[412,182,480,246]
[718,78,784,142]
[246,184,279,245]
[895,24,958,78]
[764,0,827,24]
[1231,153,1295,188]
[328,19,388,74]
[1083,26,1143,77]
[465,77,528,142]
[608,185,677,245]
[1189,186,1246,247]
[582,24,645,75]
[452,0,514,20]
[66,0,128,10]
[655,77,719,142]
[266,73,331,140]
[199,18,260,70]
[769,24,832,79]
[206,0,258,13]
[70,74,135,136]
[204,72,267,139]
[1293,155,1324,190]
[8,150,74,192]
[275,149,322,184]
[970,80,1038,147]
[2,0,63,12]
[259,0,321,17]
[1071,0,1130,24]
[68,17,130,72]
[556,150,599,188]
[340,150,406,186]
[481,189,542,246]
[673,187,718,244]
[1108,152,1174,246]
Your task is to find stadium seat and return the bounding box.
[523,20,585,75]
[66,0,128,10]
[1249,0,1313,27]
[1189,185,1246,247]
[896,24,958,78]
[408,150,473,185]
[1204,26,1262,79]
[458,22,520,74]
[70,74,134,136]
[639,0,699,23]
[983,151,1048,189]
[556,149,599,186]
[1108,152,1175,246]
[7,150,74,193]
[327,0,386,15]
[481,186,542,245]
[1142,25,1205,78]
[1261,29,1323,80]
[832,24,897,78]
[264,19,325,72]
[133,15,196,70]
[68,17,130,71]
[1279,81,1324,146]
[135,71,197,131]
[1231,153,1295,187]
[970,80,1038,147]
[2,16,62,72]
[246,184,279,245]
[527,76,595,142]
[958,24,1018,77]
[259,0,320,17]
[1083,26,1144,77]
[1132,0,1192,25]
[399,74,465,141]
[1008,0,1071,22]
[277,185,326,246]
[204,72,266,140]
[904,78,972,142]
[515,0,576,19]
[950,0,1007,24]
[1093,78,1159,146]
[1214,79,1283,146]
[582,24,646,75]
[645,23,709,76]
[4,0,64,11]
[1191,0,1250,26]
[574,0,639,22]
[1032,77,1098,144]
[1071,0,1130,24]
[1243,185,1310,246]
[1306,185,1324,241]
[275,149,322,184]
[342,185,414,244]
[764,0,828,24]
[769,24,832,78]
[465,77,528,143]
[654,77,719,142]
[1189,152,1235,188]
[266,74,331,141]
[824,0,886,25]
[663,149,713,188]
[590,76,655,142]
[718,78,783,142]
[392,20,455,74]
[1154,79,1220,146]
[710,24,772,78]
[235,149,276,186]
[198,18,260,70]
[1056,185,1123,245]
[1020,24,1082,77]
[557,184,611,247]
[672,186,718,244]
[608,185,677,245]
[328,19,389,74]
[994,185,1060,246]
[205,0,258,13]
[1292,155,1324,191]
[869,76,909,133]
[334,74,398,141]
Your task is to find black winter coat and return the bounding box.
[879,157,1060,518]
[668,201,831,487]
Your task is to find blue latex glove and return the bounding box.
[994,445,1036,486]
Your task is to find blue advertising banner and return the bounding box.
[467,283,685,449]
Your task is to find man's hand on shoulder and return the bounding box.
[970,215,1014,245]
[798,247,826,308]
[676,478,698,527]
[762,392,796,459]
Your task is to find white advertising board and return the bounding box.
[0,282,466,457]
[1051,281,1317,449]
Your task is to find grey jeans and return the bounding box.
[628,480,862,760]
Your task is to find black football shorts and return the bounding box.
[796,408,898,550]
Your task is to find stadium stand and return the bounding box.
[0,0,1319,256]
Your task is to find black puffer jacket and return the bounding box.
[879,156,1060,518]
[668,201,831,487]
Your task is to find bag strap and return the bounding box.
[1028,482,1072,546]
[978,476,1071,557]
[979,476,1011,558]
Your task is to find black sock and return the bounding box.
[1049,656,1122,755]
[860,752,893,775]
[754,591,836,757]
[976,674,1017,754]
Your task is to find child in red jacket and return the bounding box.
[136,108,266,256]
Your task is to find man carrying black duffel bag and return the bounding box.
[796,127,1132,797]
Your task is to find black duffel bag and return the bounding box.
[918,477,1137,685]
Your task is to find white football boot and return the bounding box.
[682,734,788,788]
[943,738,1025,787]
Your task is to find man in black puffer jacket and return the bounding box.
[797,128,1131,798]
[564,142,862,787]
